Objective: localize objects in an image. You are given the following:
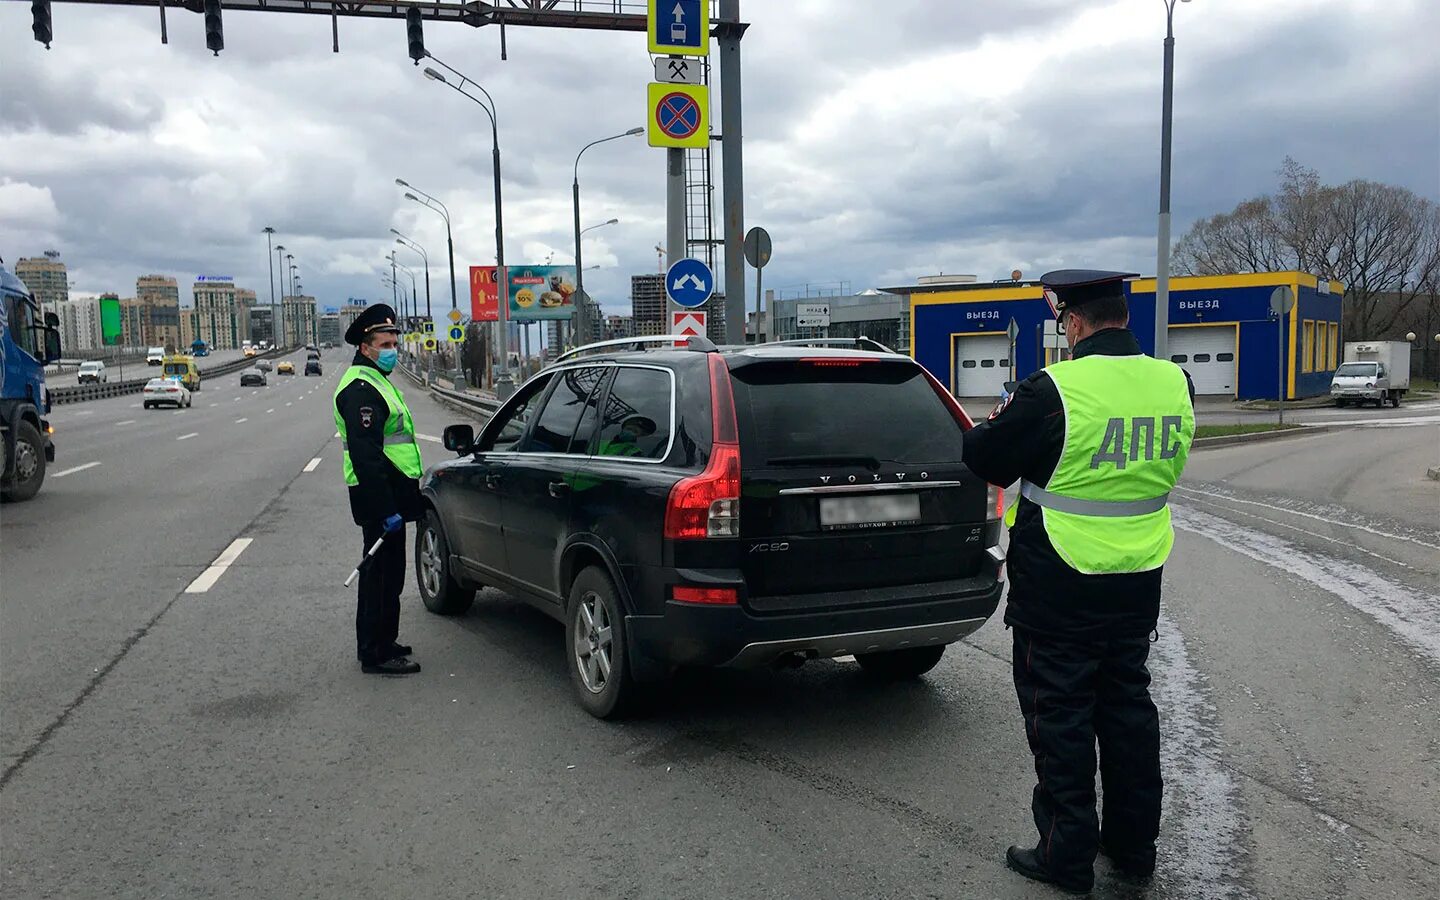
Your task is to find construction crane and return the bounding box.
[654,244,665,274]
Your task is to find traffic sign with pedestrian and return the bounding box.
[648,0,708,56]
[666,257,715,308]
[647,83,708,149]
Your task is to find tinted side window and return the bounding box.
[479,373,552,452]
[522,367,607,454]
[8,296,36,357]
[594,367,673,460]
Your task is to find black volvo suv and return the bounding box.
[418,337,1005,717]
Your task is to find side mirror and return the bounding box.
[42,328,62,365]
[44,311,60,328]
[443,424,475,455]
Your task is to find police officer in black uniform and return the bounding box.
[962,271,1196,894]
[335,304,425,676]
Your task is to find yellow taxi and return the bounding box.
[277,361,295,375]
[161,354,202,392]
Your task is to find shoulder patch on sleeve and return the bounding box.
[988,393,1014,421]
[359,406,374,429]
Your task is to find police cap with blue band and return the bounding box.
[1040,269,1138,318]
[345,303,402,346]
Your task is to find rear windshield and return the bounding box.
[731,361,963,465]
[164,363,189,376]
[1335,363,1378,376]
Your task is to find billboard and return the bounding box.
[507,265,577,321]
[98,294,122,345]
[469,266,500,322]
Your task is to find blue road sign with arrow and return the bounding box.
[648,0,707,56]
[666,257,714,309]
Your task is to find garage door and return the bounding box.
[1168,326,1236,395]
[954,335,1011,397]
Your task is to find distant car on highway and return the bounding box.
[146,347,165,366]
[304,359,322,376]
[76,361,108,384]
[417,337,1006,718]
[240,367,268,387]
[161,355,201,392]
[256,359,274,372]
[142,377,191,409]
[277,361,295,375]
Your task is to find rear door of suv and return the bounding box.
[727,354,991,609]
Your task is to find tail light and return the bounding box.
[800,357,878,367]
[672,585,739,605]
[664,354,741,539]
[920,366,976,431]
[987,484,1005,520]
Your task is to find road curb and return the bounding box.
[1192,425,1335,451]
[1427,466,1440,482]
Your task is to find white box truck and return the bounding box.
[1331,341,1411,408]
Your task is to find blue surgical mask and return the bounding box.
[374,348,398,373]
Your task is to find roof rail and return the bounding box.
[554,334,717,365]
[759,337,900,354]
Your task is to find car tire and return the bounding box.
[1,419,47,503]
[1333,400,1345,408]
[855,645,946,680]
[143,402,153,409]
[566,566,638,719]
[1392,393,1402,408]
[415,509,475,616]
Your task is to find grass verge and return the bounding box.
[1195,423,1305,439]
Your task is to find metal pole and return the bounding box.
[719,0,746,345]
[1277,307,1285,426]
[754,265,762,344]
[667,147,686,336]
[573,177,584,343]
[1155,5,1176,361]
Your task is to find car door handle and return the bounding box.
[484,473,502,491]
[548,480,571,499]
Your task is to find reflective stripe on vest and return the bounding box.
[332,365,423,485]
[1031,353,1194,575]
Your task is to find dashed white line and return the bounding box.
[115,419,135,426]
[416,433,441,444]
[184,537,254,594]
[52,461,102,478]
[303,457,322,472]
[285,402,292,407]
[177,432,199,441]
[235,417,248,424]
[209,403,219,407]
[72,410,94,417]
[266,408,275,414]
[233,397,241,402]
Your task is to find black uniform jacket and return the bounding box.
[335,352,425,528]
[961,328,1195,642]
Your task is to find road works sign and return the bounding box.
[666,257,715,308]
[647,83,708,149]
[671,310,707,341]
[648,0,708,56]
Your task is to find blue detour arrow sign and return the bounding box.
[666,258,715,309]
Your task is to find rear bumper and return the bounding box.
[626,546,1004,669]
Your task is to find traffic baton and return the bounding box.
[343,534,388,587]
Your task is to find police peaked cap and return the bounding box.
[345,303,402,346]
[1040,270,1138,313]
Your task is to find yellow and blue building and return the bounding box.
[890,272,1343,400]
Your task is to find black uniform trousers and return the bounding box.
[1012,627,1162,880]
[356,520,407,665]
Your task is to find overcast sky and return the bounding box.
[1,0,1436,317]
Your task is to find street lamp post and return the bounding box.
[263,226,277,326]
[1155,0,1192,363]
[421,57,511,392]
[391,229,431,320]
[574,128,642,346]
[574,218,620,345]
[273,243,286,348]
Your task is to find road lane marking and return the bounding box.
[209,403,219,407]
[184,537,254,594]
[334,432,341,438]
[235,418,248,424]
[286,402,292,407]
[416,433,441,443]
[303,457,322,472]
[73,410,93,417]
[115,419,135,426]
[177,432,198,441]
[266,409,275,414]
[1173,485,1440,551]
[233,397,241,402]
[52,461,102,478]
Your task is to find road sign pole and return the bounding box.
[719,0,746,346]
[755,264,762,344]
[667,146,686,318]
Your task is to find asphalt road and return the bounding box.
[2,360,1437,899]
[43,348,253,388]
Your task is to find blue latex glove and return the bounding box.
[383,514,404,534]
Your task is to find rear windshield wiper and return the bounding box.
[766,455,882,470]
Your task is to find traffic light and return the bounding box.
[406,8,425,64]
[203,0,224,56]
[31,1,52,49]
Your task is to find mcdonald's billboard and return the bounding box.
[469,266,500,322]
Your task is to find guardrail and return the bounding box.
[397,360,500,421]
[48,348,294,406]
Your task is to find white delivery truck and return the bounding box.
[1331,341,1411,408]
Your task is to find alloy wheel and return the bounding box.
[419,527,443,597]
[573,591,614,695]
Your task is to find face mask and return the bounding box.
[374,347,398,373]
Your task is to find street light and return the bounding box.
[391,228,431,320]
[1154,0,1193,363]
[420,54,511,388]
[574,129,642,345]
[262,227,277,321]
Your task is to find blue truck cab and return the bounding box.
[190,339,210,357]
[1,261,62,501]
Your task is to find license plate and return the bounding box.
[819,493,921,530]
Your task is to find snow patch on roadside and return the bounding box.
[1151,609,1251,899]
[1173,506,1440,668]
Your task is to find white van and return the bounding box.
[146,347,166,366]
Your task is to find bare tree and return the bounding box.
[1172,158,1440,341]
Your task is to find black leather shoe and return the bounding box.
[387,643,414,660]
[362,656,421,675]
[1098,841,1155,880]
[1005,845,1092,895]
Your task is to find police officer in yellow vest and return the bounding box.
[962,271,1195,894]
[334,304,425,676]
